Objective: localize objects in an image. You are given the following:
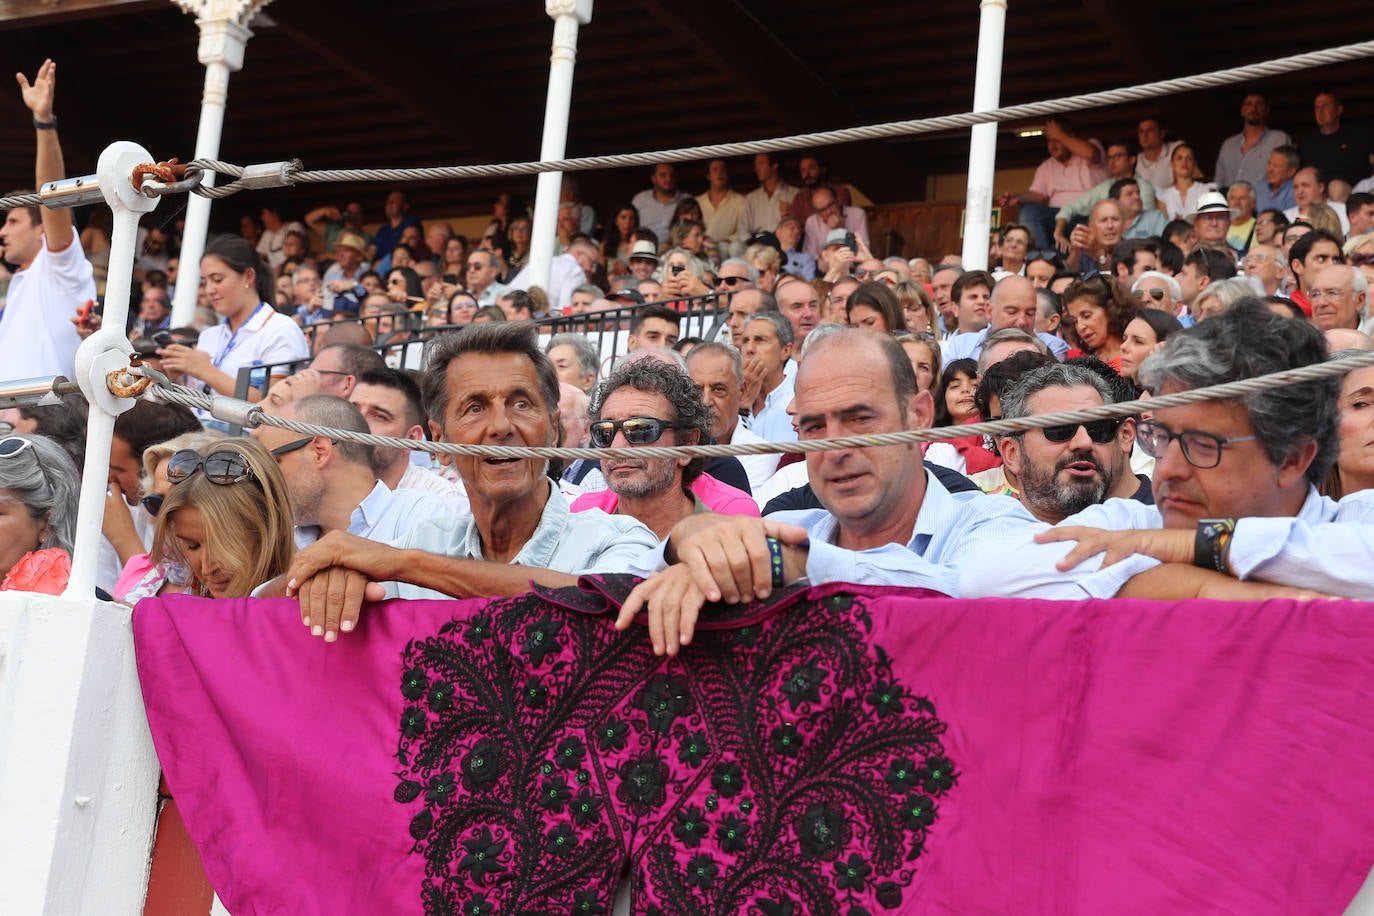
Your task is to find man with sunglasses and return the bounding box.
[570,359,756,539]
[1032,301,1374,599]
[715,259,757,293]
[279,323,659,641]
[995,364,1144,525]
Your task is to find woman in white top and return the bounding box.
[158,235,309,407]
[1156,144,1215,220]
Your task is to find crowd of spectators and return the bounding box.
[3,59,1374,632]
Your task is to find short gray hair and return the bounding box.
[0,434,80,554]
[546,332,600,381]
[744,310,795,348]
[571,283,605,300]
[977,327,1052,374]
[685,341,743,385]
[719,258,760,285]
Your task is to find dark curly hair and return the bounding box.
[590,356,713,485]
[1060,274,1137,345]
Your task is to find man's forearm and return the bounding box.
[393,548,579,599]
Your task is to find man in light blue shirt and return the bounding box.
[280,323,659,640]
[739,312,799,443]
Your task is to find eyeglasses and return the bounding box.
[717,275,750,287]
[588,417,689,448]
[0,436,35,459]
[1137,288,1167,302]
[166,449,258,485]
[0,422,13,436]
[853,269,875,279]
[1037,418,1123,444]
[1241,254,1272,265]
[1135,419,1256,469]
[140,494,165,517]
[1308,288,1351,301]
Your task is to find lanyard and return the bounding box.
[212,302,267,370]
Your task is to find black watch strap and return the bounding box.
[1193,518,1237,574]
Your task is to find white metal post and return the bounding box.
[170,2,270,327]
[961,0,1008,271]
[527,0,593,300]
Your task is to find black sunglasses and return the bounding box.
[141,493,165,517]
[166,449,257,485]
[1038,418,1123,444]
[269,436,334,458]
[588,417,689,448]
[717,276,750,287]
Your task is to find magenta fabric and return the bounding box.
[570,472,761,517]
[134,583,1374,914]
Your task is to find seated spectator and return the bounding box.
[571,358,758,538]
[943,275,1070,362]
[114,430,220,605]
[893,280,935,335]
[1321,355,1374,498]
[993,223,1033,278]
[686,342,781,493]
[999,118,1109,250]
[349,368,464,497]
[658,247,713,300]
[743,243,782,293]
[1241,244,1286,296]
[1053,141,1158,249]
[995,363,1144,524]
[775,216,816,278]
[802,185,871,261]
[948,269,994,336]
[1307,264,1366,333]
[546,332,600,393]
[1061,275,1136,371]
[1257,146,1299,214]
[737,312,797,443]
[1194,277,1263,323]
[257,395,459,546]
[0,434,79,595]
[1287,229,1346,315]
[1177,247,1238,318]
[928,357,999,475]
[894,332,941,393]
[633,163,690,244]
[152,438,295,599]
[844,281,906,333]
[277,322,660,639]
[558,383,592,448]
[1347,193,1374,239]
[1157,144,1215,220]
[1286,167,1351,235]
[1227,182,1258,253]
[628,304,682,352]
[1064,199,1125,278]
[1118,308,1183,386]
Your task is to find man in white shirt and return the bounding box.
[738,312,798,443]
[697,158,746,259]
[349,367,466,498]
[0,59,94,383]
[687,342,780,492]
[1284,166,1350,234]
[632,163,689,244]
[465,249,508,306]
[1135,115,1182,192]
[740,153,799,236]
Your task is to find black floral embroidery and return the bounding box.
[393,583,952,914]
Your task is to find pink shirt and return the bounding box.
[570,473,759,518]
[1029,140,1110,207]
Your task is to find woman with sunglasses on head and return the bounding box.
[113,431,219,605]
[0,434,80,595]
[156,236,309,421]
[150,438,295,599]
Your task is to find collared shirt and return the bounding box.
[802,207,871,261]
[746,370,798,443]
[1255,179,1295,214]
[1055,176,1158,223]
[475,281,509,307]
[1285,201,1350,235]
[321,260,371,312]
[783,247,818,279]
[740,182,800,236]
[631,189,689,245]
[696,190,747,252]
[940,327,1070,363]
[0,236,93,382]
[383,479,659,599]
[770,469,1041,595]
[1136,140,1183,191]
[1215,128,1294,189]
[1125,209,1169,240]
[398,462,467,498]
[729,421,781,493]
[195,304,309,427]
[1029,142,1110,208]
[350,480,469,544]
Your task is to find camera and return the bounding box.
[152,330,175,348]
[671,264,685,277]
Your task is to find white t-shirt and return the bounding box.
[0,236,94,382]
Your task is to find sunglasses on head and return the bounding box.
[0,436,35,459]
[588,417,689,448]
[1038,418,1123,444]
[166,449,258,486]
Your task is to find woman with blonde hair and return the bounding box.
[1304,203,1345,242]
[151,437,295,599]
[743,243,781,292]
[892,279,935,333]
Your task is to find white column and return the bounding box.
[961,0,1008,271]
[170,1,272,327]
[527,0,593,302]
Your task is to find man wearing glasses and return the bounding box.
[1240,244,1285,296]
[801,185,870,262]
[570,358,757,540]
[994,363,1144,525]
[1032,301,1374,600]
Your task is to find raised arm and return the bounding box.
[17,59,73,251]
